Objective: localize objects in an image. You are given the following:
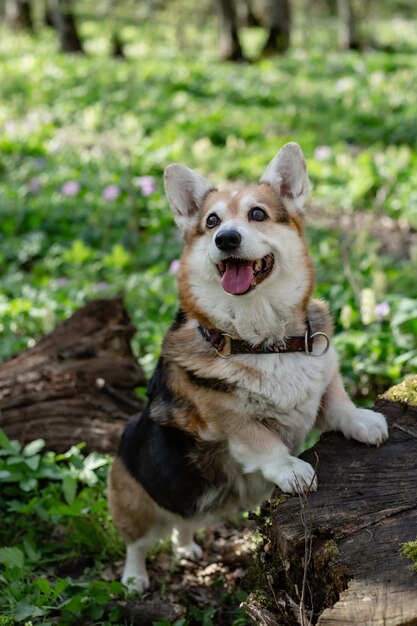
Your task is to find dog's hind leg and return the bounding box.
[108,458,168,592]
[122,534,153,592]
[171,522,203,560]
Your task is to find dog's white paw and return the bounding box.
[173,540,203,560]
[270,457,318,495]
[345,408,388,447]
[122,570,150,593]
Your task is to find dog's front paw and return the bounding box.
[122,571,150,593]
[345,408,388,447]
[173,540,203,561]
[268,457,317,495]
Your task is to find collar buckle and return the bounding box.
[305,330,330,357]
[212,332,233,359]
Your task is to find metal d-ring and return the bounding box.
[305,331,330,357]
[214,333,233,359]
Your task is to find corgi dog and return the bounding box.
[108,142,388,593]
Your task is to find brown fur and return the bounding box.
[180,183,314,328]
[177,248,214,328]
[199,184,290,226]
[108,458,158,544]
[109,147,388,595]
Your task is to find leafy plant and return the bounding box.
[0,429,124,624]
[1,9,417,625]
[401,539,417,573]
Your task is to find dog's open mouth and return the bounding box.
[216,254,275,295]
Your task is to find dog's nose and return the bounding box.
[215,229,242,252]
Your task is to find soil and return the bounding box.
[106,520,257,625]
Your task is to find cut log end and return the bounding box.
[0,298,145,454]
[245,377,417,626]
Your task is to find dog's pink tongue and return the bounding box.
[221,262,254,295]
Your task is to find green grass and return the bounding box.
[1,20,416,398]
[0,429,126,624]
[1,11,417,624]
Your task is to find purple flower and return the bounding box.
[4,120,17,134]
[134,175,156,197]
[92,281,109,292]
[33,158,46,170]
[375,302,390,320]
[52,277,69,287]
[61,180,80,197]
[169,259,181,275]
[103,184,120,201]
[314,145,332,161]
[27,177,41,193]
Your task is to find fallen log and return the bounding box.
[2,300,416,623]
[246,376,417,626]
[0,298,145,453]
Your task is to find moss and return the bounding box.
[401,538,417,573]
[319,539,340,561]
[270,494,291,507]
[382,375,417,406]
[310,538,349,608]
[245,551,275,608]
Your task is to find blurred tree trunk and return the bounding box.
[337,0,360,50]
[217,0,245,61]
[262,0,291,55]
[43,0,55,27]
[325,0,338,15]
[5,0,33,31]
[47,0,84,53]
[237,0,260,27]
[111,31,125,59]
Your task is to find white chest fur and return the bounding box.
[222,346,338,450]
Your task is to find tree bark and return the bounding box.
[237,0,260,27]
[43,0,55,28]
[246,377,417,625]
[111,31,125,59]
[5,0,33,31]
[47,0,84,53]
[217,0,246,61]
[337,0,360,50]
[261,0,291,56]
[0,298,145,454]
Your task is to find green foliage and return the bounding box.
[1,11,417,625]
[401,539,417,573]
[0,429,124,624]
[152,591,249,626]
[1,19,416,399]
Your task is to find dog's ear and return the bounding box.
[164,164,214,235]
[260,142,308,214]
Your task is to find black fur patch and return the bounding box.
[184,368,237,393]
[119,411,211,517]
[119,358,212,517]
[146,358,173,403]
[170,309,188,332]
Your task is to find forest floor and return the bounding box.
[106,520,257,625]
[309,205,417,259]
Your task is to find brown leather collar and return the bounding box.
[198,322,329,359]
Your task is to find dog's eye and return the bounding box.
[249,207,268,222]
[206,213,220,229]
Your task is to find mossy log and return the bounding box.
[246,377,417,626]
[0,298,145,453]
